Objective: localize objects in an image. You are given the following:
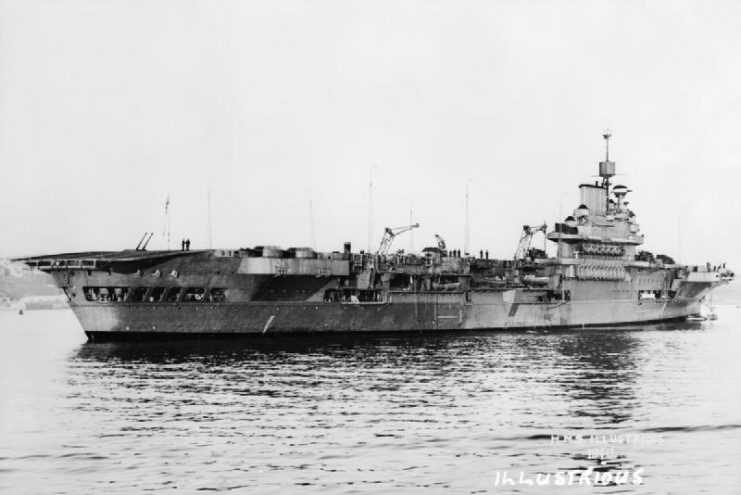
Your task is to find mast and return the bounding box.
[309,191,317,249]
[164,193,171,250]
[464,179,473,255]
[599,130,615,214]
[408,200,414,253]
[368,166,378,252]
[678,218,682,264]
[207,189,213,249]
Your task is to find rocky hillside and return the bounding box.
[0,259,62,300]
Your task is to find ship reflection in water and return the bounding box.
[1,310,740,494]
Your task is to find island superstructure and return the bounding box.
[20,133,734,340]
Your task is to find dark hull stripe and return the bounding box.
[84,315,693,342]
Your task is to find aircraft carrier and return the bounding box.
[19,133,734,340]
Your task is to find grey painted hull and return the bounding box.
[72,291,704,340]
[20,249,724,341]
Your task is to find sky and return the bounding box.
[1,0,740,269]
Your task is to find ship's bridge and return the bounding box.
[547,132,644,260]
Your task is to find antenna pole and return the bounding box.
[602,130,612,214]
[135,232,147,251]
[207,189,213,249]
[309,191,316,249]
[142,232,154,251]
[165,193,171,250]
[543,219,547,254]
[465,179,473,255]
[408,200,414,253]
[678,217,682,264]
[368,166,378,252]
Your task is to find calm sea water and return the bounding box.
[1,298,740,494]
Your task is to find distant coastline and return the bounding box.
[709,284,740,306]
[0,259,66,310]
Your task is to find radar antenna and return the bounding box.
[603,129,611,161]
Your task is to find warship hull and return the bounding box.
[19,234,728,342]
[18,134,734,341]
[75,297,702,341]
[38,251,715,341]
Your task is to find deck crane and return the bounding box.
[434,234,447,253]
[514,223,547,260]
[376,223,420,255]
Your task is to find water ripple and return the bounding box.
[1,310,740,493]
